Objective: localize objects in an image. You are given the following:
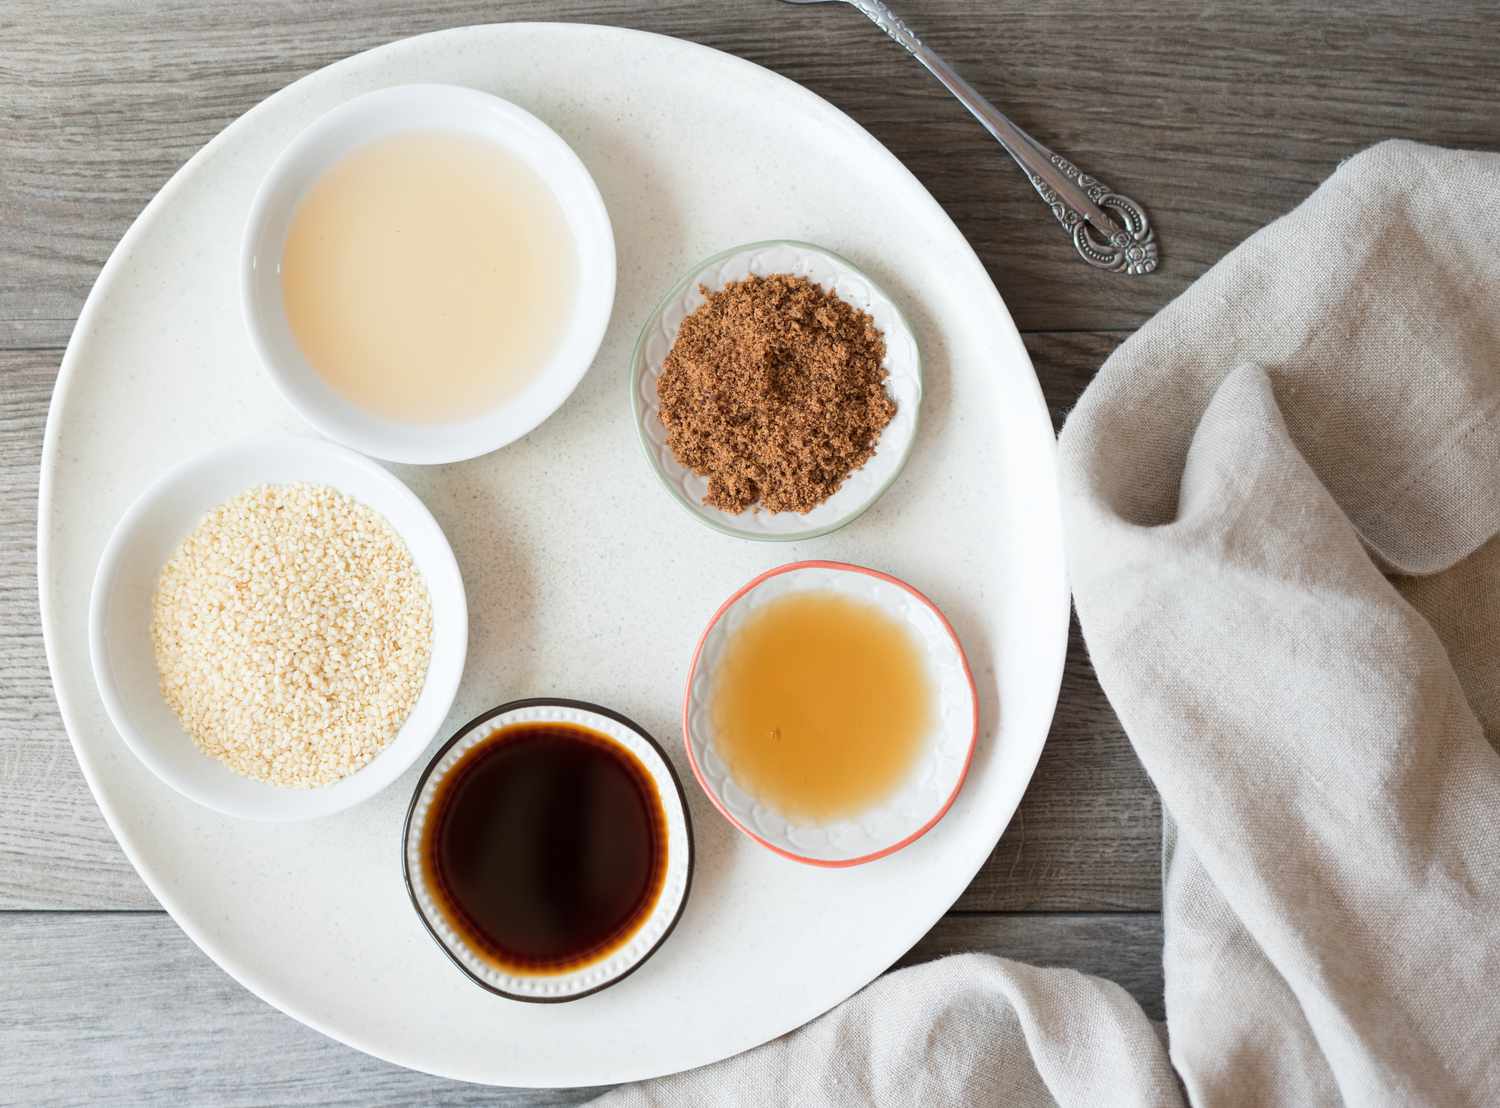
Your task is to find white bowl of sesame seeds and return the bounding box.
[89,433,468,821]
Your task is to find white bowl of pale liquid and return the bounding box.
[241,84,616,465]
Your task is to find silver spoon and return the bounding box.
[783,0,1158,275]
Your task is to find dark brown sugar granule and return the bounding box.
[656,274,895,515]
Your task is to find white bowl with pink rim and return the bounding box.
[683,560,979,866]
[241,83,616,465]
[88,433,469,821]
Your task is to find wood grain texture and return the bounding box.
[4,1,1500,345]
[0,335,1160,911]
[6,0,1492,1097]
[0,910,1162,1104]
[0,353,145,908]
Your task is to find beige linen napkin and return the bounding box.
[603,140,1500,1107]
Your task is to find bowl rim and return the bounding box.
[86,431,468,821]
[681,559,979,867]
[628,239,922,542]
[400,697,696,1003]
[240,82,617,466]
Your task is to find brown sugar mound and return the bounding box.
[656,274,895,515]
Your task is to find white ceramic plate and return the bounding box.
[685,561,977,866]
[87,433,468,821]
[403,699,693,1002]
[38,24,1068,1088]
[631,240,921,541]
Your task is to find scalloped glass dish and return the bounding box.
[684,561,979,866]
[629,240,922,541]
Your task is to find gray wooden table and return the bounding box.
[3,1,1497,1102]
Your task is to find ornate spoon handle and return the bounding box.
[838,0,1159,275]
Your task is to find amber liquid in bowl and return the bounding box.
[711,591,933,823]
[280,130,578,425]
[420,723,667,975]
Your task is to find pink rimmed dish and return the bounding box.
[683,560,979,867]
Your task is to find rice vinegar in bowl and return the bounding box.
[279,130,579,425]
[242,84,616,465]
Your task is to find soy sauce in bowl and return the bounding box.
[422,722,667,973]
[402,700,692,1002]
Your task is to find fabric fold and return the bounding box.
[1062,141,1500,1106]
[601,954,1180,1108]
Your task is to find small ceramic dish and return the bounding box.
[88,433,468,822]
[630,240,921,541]
[242,83,616,465]
[402,699,693,1002]
[684,561,977,866]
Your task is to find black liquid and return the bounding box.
[423,723,667,973]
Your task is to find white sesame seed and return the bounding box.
[150,482,433,789]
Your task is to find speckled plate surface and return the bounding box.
[38,24,1068,1089]
[631,241,921,541]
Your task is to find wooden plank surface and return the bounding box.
[0,911,1162,1105]
[5,1,1500,346]
[5,0,1499,1100]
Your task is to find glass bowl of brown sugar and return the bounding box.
[630,240,922,542]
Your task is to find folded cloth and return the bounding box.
[601,140,1500,1107]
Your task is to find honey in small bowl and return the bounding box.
[711,590,934,823]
